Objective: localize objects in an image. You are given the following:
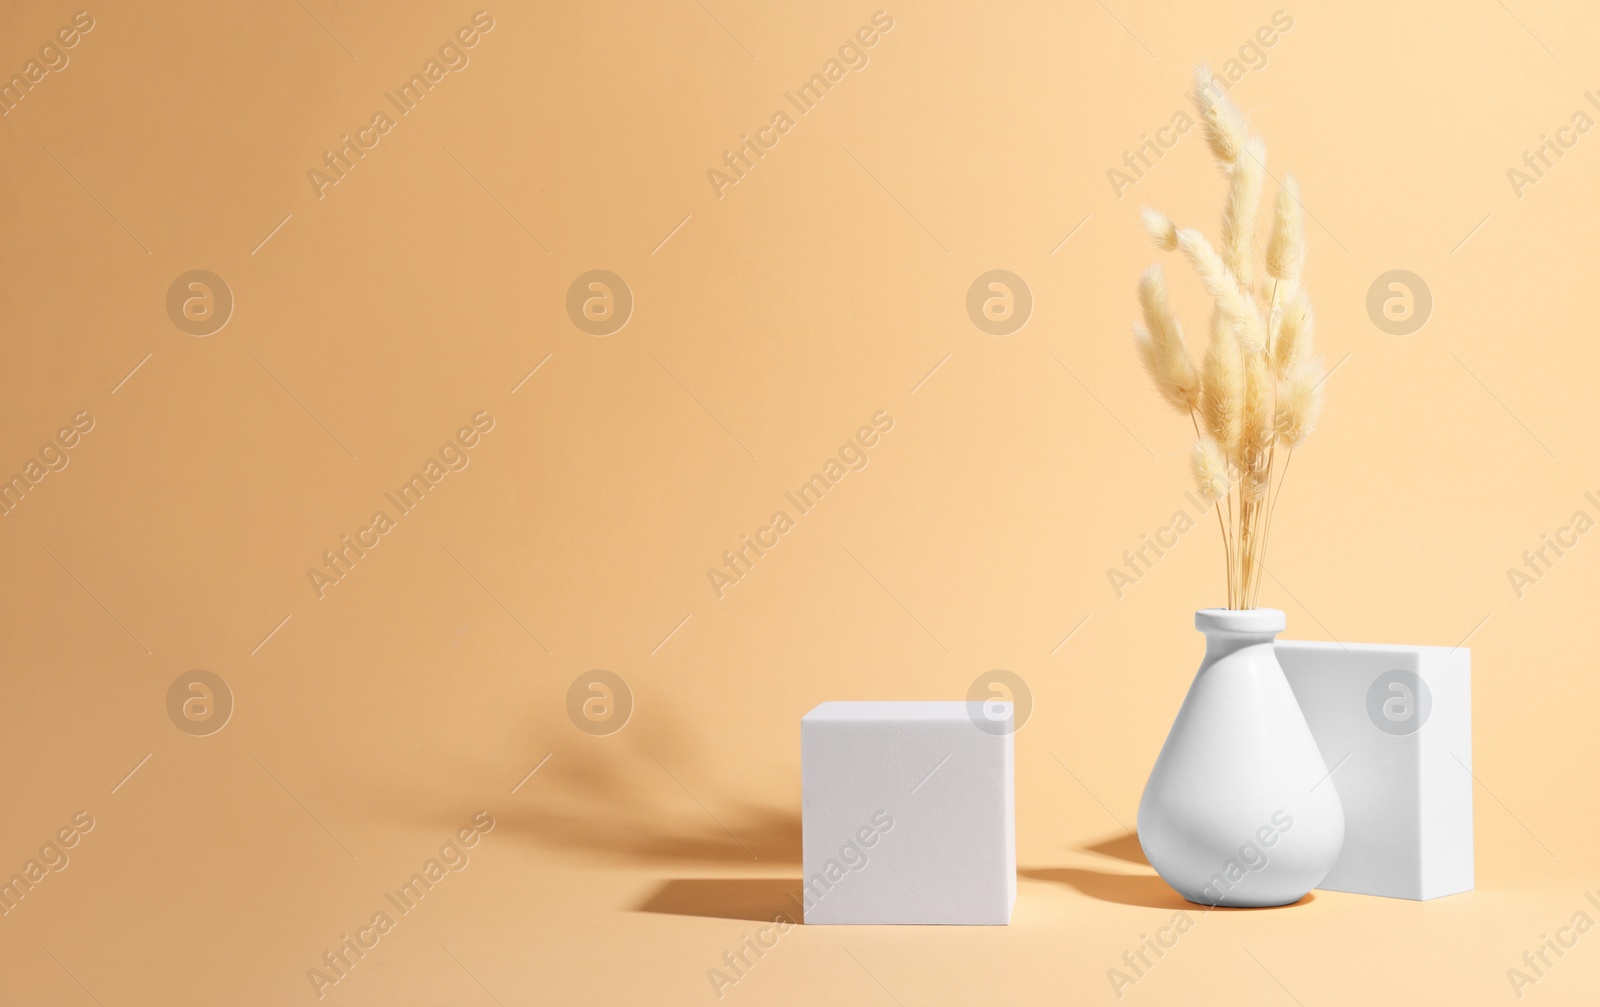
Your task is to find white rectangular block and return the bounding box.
[1278,640,1473,901]
[800,701,1015,924]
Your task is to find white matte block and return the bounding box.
[1278,640,1473,901]
[800,701,1015,924]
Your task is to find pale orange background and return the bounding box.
[1,1,1597,1004]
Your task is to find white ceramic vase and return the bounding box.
[1137,608,1344,907]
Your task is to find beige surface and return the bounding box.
[2,1,1598,1003]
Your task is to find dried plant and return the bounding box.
[1133,64,1326,609]
[1134,265,1199,414]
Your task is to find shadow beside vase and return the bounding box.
[1020,865,1315,911]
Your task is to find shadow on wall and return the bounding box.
[496,800,801,864]
[445,701,803,864]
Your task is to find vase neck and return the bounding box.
[1202,630,1279,663]
[1195,608,1285,662]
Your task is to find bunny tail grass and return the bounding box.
[1135,264,1201,413]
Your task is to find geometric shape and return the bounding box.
[801,701,1014,923]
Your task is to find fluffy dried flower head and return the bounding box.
[1191,64,1251,169]
[1240,352,1274,500]
[1192,437,1231,501]
[1265,175,1305,284]
[1142,207,1178,251]
[1221,136,1266,295]
[1134,264,1200,413]
[1176,228,1264,353]
[1200,312,1244,455]
[1272,288,1314,378]
[1276,357,1325,448]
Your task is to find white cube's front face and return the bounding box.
[800,702,1016,925]
[1277,641,1473,901]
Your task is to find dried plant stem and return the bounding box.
[1226,488,1240,608]
[1243,280,1284,608]
[1240,496,1259,608]
[1247,452,1279,606]
[1191,411,1235,606]
[1240,500,1251,608]
[1256,447,1295,595]
[1229,496,1239,608]
[1240,474,1273,604]
[1236,328,1253,608]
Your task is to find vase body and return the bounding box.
[1137,608,1344,907]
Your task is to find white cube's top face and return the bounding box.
[803,700,1012,729]
[1279,639,1468,662]
[800,701,1016,925]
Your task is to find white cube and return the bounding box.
[800,701,1015,924]
[1277,640,1473,901]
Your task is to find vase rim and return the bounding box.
[1195,607,1285,634]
